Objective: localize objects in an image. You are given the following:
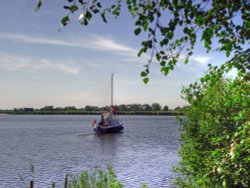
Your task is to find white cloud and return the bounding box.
[0,33,138,57]
[0,53,79,74]
[89,36,136,54]
[0,33,158,67]
[178,53,212,65]
[0,54,30,70]
[191,55,212,65]
[39,59,79,74]
[0,33,77,47]
[0,33,213,76]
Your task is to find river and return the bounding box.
[0,115,179,188]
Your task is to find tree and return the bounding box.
[151,103,161,111]
[116,104,128,111]
[176,69,250,187]
[41,105,54,111]
[64,106,77,111]
[162,105,169,111]
[85,105,99,111]
[173,106,181,111]
[141,104,152,111]
[127,103,141,111]
[36,0,250,83]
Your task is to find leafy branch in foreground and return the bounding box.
[36,0,250,82]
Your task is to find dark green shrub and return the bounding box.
[175,70,250,187]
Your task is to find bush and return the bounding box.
[175,70,250,187]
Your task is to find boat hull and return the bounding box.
[94,125,123,134]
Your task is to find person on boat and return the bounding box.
[92,120,97,128]
[98,113,105,127]
[111,105,116,118]
[101,113,104,123]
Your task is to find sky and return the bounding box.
[0,0,230,110]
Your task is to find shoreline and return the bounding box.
[0,111,183,116]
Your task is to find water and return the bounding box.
[0,115,179,188]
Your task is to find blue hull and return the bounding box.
[94,125,123,134]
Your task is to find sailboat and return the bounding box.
[92,73,124,134]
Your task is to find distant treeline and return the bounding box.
[0,103,186,115]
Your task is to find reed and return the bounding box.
[67,166,123,188]
[25,166,148,188]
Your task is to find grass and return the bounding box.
[23,165,148,188]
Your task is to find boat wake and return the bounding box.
[77,133,94,137]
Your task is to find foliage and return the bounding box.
[163,105,169,111]
[23,166,149,188]
[151,102,162,111]
[67,167,149,188]
[67,167,123,188]
[7,103,174,114]
[175,68,250,187]
[36,0,250,82]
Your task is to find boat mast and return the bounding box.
[111,73,113,106]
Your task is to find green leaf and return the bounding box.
[183,27,189,34]
[167,31,174,39]
[101,13,107,23]
[204,41,211,51]
[226,50,230,57]
[92,9,99,14]
[160,38,169,47]
[160,61,166,66]
[143,21,148,31]
[61,16,70,26]
[85,11,92,20]
[134,27,141,35]
[169,63,174,70]
[137,49,144,57]
[78,0,84,4]
[63,6,70,10]
[97,2,102,8]
[69,5,78,13]
[160,50,165,55]
[112,6,121,17]
[35,0,42,12]
[143,77,149,84]
[141,71,147,77]
[161,67,169,76]
[83,18,88,25]
[195,15,203,26]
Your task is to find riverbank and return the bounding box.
[0,110,183,116]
